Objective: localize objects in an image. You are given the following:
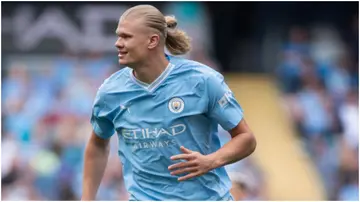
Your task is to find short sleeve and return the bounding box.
[90,89,115,139]
[206,73,244,131]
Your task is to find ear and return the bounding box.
[148,34,160,50]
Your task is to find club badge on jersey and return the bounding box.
[168,97,185,113]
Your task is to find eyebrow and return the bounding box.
[115,29,133,37]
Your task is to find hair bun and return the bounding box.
[165,15,177,29]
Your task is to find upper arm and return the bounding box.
[90,88,115,139]
[90,130,111,147]
[205,73,244,131]
[228,118,252,138]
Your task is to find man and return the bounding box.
[82,4,256,201]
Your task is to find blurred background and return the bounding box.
[1,2,358,201]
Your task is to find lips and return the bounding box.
[118,51,128,57]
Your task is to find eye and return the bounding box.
[120,34,132,39]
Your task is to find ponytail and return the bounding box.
[164,15,191,55]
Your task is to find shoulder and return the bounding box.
[97,67,130,97]
[169,56,224,83]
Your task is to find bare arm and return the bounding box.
[82,131,110,200]
[169,119,256,181]
[209,119,257,168]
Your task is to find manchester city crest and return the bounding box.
[168,97,184,113]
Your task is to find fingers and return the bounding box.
[180,146,192,154]
[178,171,201,181]
[170,146,195,160]
[169,147,203,181]
[170,167,198,175]
[170,154,192,161]
[168,161,197,170]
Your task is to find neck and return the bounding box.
[132,53,169,84]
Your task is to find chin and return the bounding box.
[118,59,128,65]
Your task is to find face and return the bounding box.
[115,18,152,66]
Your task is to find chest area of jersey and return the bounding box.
[118,90,205,124]
[114,80,208,126]
[111,83,212,151]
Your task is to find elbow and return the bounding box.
[247,132,257,155]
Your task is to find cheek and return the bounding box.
[133,44,148,56]
[125,40,137,51]
[126,38,148,57]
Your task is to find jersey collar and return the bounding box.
[130,62,174,92]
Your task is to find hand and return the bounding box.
[168,146,217,181]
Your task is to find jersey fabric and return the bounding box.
[90,55,244,201]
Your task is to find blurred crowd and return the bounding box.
[276,20,358,200]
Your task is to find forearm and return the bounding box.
[209,132,256,168]
[82,139,110,200]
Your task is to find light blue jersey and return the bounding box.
[91,55,244,200]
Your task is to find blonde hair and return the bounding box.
[120,5,191,55]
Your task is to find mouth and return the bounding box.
[118,51,128,58]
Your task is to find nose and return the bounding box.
[115,37,124,49]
